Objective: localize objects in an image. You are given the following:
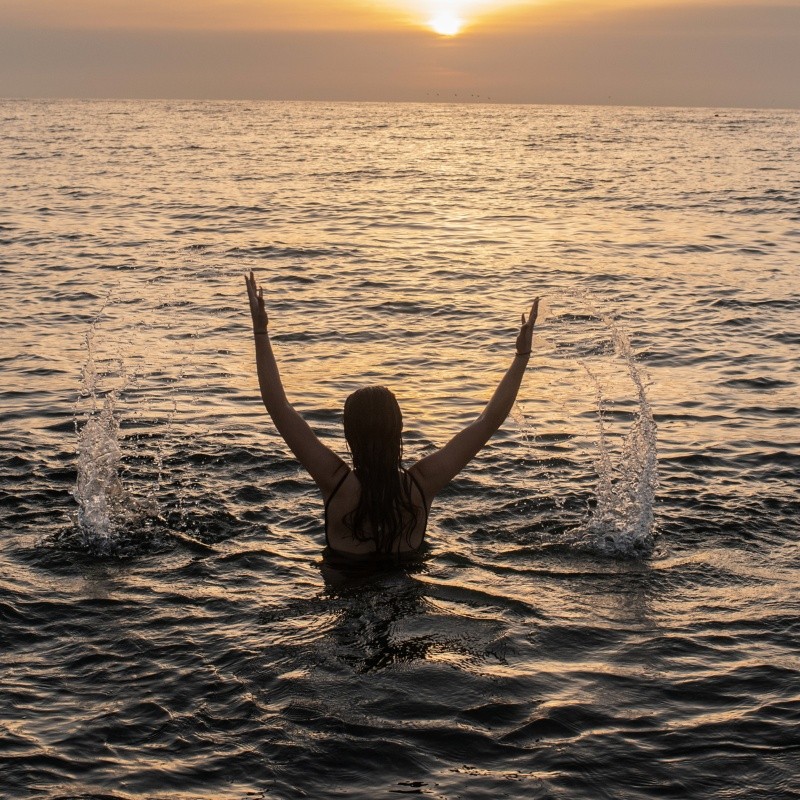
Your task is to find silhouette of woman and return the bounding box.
[245,270,539,563]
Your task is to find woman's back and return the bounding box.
[324,468,429,558]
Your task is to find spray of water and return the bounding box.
[62,315,165,555]
[60,301,216,557]
[512,293,658,557]
[576,304,659,557]
[73,381,124,547]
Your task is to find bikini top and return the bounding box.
[323,467,428,562]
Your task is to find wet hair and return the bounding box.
[342,386,418,554]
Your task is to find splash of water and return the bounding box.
[73,388,127,545]
[62,308,216,557]
[66,320,163,555]
[512,292,658,556]
[71,324,126,552]
[576,305,659,557]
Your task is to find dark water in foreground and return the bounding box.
[1,101,799,799]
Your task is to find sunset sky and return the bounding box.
[0,1,798,107]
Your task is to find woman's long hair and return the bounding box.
[343,386,419,554]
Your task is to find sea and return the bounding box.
[0,100,798,799]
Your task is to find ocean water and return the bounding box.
[1,100,798,799]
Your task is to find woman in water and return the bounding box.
[245,270,539,563]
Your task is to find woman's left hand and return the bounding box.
[245,270,269,334]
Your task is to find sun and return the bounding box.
[428,11,463,36]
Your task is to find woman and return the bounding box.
[245,270,539,564]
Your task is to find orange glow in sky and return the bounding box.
[0,1,788,33]
[1,0,797,108]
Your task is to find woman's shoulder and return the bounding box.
[407,463,432,507]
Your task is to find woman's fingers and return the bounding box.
[529,298,540,326]
[519,299,540,332]
[246,271,266,311]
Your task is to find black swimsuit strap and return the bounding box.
[324,466,351,547]
[407,470,429,528]
[325,466,351,510]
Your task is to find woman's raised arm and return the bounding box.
[245,271,346,497]
[410,299,539,500]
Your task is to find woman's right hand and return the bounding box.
[515,298,540,356]
[245,270,269,334]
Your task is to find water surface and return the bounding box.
[1,100,798,799]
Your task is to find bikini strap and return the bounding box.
[325,465,351,511]
[323,464,351,548]
[407,470,429,528]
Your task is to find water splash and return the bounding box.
[64,319,162,555]
[511,294,658,556]
[73,381,124,548]
[575,304,659,557]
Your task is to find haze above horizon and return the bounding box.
[1,1,798,108]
